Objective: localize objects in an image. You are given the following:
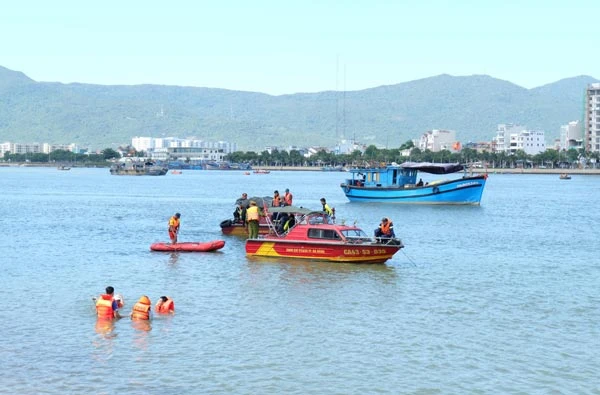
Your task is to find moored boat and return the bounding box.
[245,211,404,264]
[57,165,71,171]
[340,162,487,205]
[150,240,225,252]
[253,169,270,174]
[221,205,311,236]
[110,160,168,176]
[559,173,571,180]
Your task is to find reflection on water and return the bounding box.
[94,318,117,338]
[168,252,180,265]
[246,256,398,284]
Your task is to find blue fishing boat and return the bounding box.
[340,162,487,205]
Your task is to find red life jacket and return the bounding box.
[284,192,293,205]
[96,294,114,319]
[156,298,175,314]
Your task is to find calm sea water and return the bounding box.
[0,167,598,394]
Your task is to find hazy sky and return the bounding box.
[1,0,597,95]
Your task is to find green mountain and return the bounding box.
[0,66,597,150]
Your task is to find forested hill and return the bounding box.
[0,66,597,150]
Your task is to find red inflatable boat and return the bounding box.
[150,240,225,252]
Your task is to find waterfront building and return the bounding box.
[418,129,457,152]
[585,83,600,153]
[132,137,237,155]
[560,121,583,151]
[0,142,78,155]
[493,124,546,155]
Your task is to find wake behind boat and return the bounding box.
[340,162,487,205]
[150,240,225,252]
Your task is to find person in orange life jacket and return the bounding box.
[95,286,122,320]
[374,217,395,242]
[168,213,181,244]
[283,188,293,206]
[130,295,152,320]
[155,296,175,314]
[271,190,282,221]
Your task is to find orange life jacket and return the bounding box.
[169,216,180,230]
[156,298,175,314]
[96,294,114,319]
[284,192,293,205]
[131,301,151,320]
[380,220,393,235]
[246,206,260,221]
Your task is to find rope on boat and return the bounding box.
[400,249,417,267]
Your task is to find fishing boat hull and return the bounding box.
[150,240,225,252]
[220,219,270,236]
[341,175,487,205]
[246,239,401,263]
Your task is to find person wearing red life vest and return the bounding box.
[374,217,395,242]
[95,286,122,320]
[130,295,152,320]
[283,188,293,206]
[155,296,175,314]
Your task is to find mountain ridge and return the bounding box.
[0,65,597,150]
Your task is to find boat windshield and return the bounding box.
[340,229,371,243]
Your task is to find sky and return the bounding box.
[1,0,598,95]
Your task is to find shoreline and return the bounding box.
[4,163,600,175]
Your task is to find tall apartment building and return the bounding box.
[560,121,583,151]
[585,83,600,153]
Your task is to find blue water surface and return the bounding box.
[0,167,598,394]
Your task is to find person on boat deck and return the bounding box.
[272,190,282,221]
[95,286,122,320]
[155,296,175,314]
[374,217,395,242]
[320,198,333,216]
[131,295,152,321]
[233,203,246,224]
[283,214,296,232]
[283,188,293,206]
[276,212,289,233]
[168,213,181,244]
[417,178,424,186]
[246,200,262,239]
[320,198,335,224]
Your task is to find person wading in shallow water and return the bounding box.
[168,213,180,244]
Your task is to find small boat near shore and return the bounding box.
[245,211,404,264]
[150,240,225,252]
[559,173,571,180]
[340,162,487,205]
[253,169,270,174]
[57,165,71,171]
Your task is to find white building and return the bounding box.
[585,83,600,153]
[418,129,457,152]
[132,137,238,154]
[560,121,583,151]
[493,124,526,153]
[511,130,546,155]
[493,124,545,155]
